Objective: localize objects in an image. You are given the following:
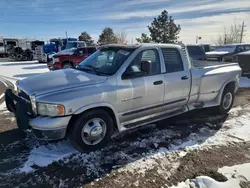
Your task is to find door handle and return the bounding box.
[181,76,189,80]
[153,80,163,85]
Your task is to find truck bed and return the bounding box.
[189,60,241,107]
[191,60,238,69]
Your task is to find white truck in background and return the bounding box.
[0,36,7,57]
[0,38,44,60]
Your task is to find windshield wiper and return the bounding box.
[84,65,111,76]
[78,65,110,76]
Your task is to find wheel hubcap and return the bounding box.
[223,92,233,110]
[81,118,107,145]
[63,65,71,69]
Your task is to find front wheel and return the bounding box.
[63,63,73,69]
[217,87,234,114]
[69,109,114,152]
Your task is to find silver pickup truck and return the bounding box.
[5,44,242,151]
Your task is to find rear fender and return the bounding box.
[215,77,238,104]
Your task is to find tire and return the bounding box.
[217,86,234,114]
[63,63,73,69]
[69,109,114,152]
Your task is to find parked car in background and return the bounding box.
[5,43,241,152]
[186,44,206,61]
[234,50,250,76]
[206,43,250,62]
[36,38,86,63]
[200,44,211,52]
[48,47,96,70]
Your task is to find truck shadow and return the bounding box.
[0,108,231,187]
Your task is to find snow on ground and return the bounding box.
[240,77,250,88]
[16,104,250,174]
[0,60,48,85]
[20,140,78,173]
[171,163,250,188]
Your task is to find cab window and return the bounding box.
[126,49,161,76]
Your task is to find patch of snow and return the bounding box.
[240,77,250,88]
[219,163,250,181]
[0,60,48,80]
[172,163,250,188]
[203,112,250,144]
[20,140,78,173]
[169,180,191,188]
[0,102,7,111]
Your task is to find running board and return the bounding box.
[124,107,187,129]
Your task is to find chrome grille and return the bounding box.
[18,89,33,115]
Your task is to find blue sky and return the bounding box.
[1,0,250,44]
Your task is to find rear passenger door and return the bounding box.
[160,47,191,111]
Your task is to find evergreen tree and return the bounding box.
[148,10,181,43]
[78,31,94,46]
[98,27,118,45]
[136,33,152,43]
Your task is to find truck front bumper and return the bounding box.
[5,89,71,140]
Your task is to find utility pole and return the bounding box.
[240,21,246,43]
[224,34,227,45]
[65,31,68,41]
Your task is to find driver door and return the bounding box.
[117,49,165,127]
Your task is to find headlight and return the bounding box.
[37,103,65,117]
[53,58,59,63]
[30,95,37,115]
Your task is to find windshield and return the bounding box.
[77,47,135,75]
[65,42,77,49]
[215,45,236,53]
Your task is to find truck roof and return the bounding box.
[237,50,250,55]
[223,43,250,46]
[100,43,182,49]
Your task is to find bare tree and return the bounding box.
[213,22,247,45]
[116,31,127,43]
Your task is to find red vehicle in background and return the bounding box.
[48,47,96,70]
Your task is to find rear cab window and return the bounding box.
[161,48,184,73]
[87,47,96,54]
[186,45,206,61]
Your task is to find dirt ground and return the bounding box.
[0,88,250,188]
[85,142,250,188]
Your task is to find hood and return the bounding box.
[18,69,108,96]
[206,51,229,56]
[55,48,76,56]
[237,50,250,56]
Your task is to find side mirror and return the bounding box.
[141,61,152,74]
[122,72,134,80]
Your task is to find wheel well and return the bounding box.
[62,61,73,66]
[224,81,235,91]
[67,107,118,135]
